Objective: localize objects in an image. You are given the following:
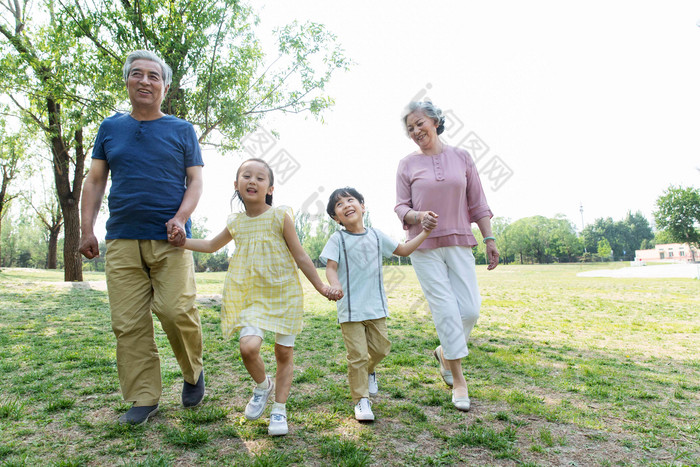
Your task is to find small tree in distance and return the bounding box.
[653,185,700,262]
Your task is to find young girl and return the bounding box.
[171,158,341,436]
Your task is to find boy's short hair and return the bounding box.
[326,187,365,219]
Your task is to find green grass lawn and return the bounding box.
[0,264,698,466]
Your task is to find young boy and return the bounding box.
[320,187,436,421]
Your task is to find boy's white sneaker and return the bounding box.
[354,397,374,421]
[368,372,378,396]
[245,376,274,420]
[268,410,288,436]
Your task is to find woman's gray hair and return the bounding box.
[403,101,446,135]
[123,50,173,86]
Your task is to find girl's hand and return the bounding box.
[317,284,331,299]
[421,211,438,232]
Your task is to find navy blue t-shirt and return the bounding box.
[92,113,204,240]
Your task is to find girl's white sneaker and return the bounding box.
[268,411,288,436]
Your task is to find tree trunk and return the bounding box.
[47,97,85,281]
[62,200,82,280]
[47,225,60,269]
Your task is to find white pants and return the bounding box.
[411,246,481,360]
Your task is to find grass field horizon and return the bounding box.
[0,263,698,466]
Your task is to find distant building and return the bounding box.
[634,243,699,263]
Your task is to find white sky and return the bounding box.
[121,1,700,241]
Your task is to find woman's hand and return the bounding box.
[421,211,438,231]
[485,240,500,270]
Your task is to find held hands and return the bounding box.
[420,211,439,232]
[319,284,344,301]
[167,221,186,246]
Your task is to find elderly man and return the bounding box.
[80,50,205,425]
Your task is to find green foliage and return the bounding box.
[0,206,50,268]
[189,217,230,272]
[301,216,339,263]
[1,0,349,280]
[0,116,26,220]
[502,215,582,264]
[581,211,654,260]
[597,238,612,259]
[654,185,700,256]
[55,1,350,150]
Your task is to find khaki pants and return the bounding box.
[106,239,203,406]
[340,318,391,403]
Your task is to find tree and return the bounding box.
[1,0,349,280]
[622,211,654,256]
[295,211,311,246]
[597,238,612,260]
[0,120,23,266]
[546,216,583,262]
[654,229,674,245]
[491,217,511,264]
[25,189,63,269]
[190,218,211,272]
[502,215,582,264]
[654,185,700,261]
[0,205,49,268]
[302,217,338,265]
[1,1,119,280]
[581,212,654,261]
[205,250,230,272]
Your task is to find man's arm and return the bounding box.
[166,165,203,246]
[79,159,110,259]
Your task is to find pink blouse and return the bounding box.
[395,145,493,249]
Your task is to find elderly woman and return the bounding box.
[395,101,499,411]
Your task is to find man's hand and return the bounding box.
[79,233,100,259]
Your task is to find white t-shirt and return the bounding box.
[320,228,399,323]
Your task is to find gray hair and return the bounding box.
[123,50,173,86]
[403,101,446,135]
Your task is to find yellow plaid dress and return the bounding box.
[221,205,303,338]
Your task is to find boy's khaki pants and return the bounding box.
[340,317,391,404]
[106,239,203,407]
